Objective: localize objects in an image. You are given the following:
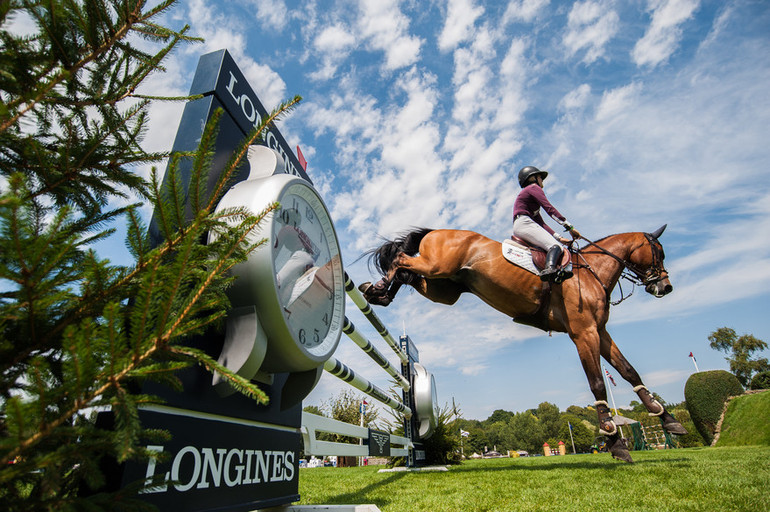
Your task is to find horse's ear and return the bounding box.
[650,224,667,239]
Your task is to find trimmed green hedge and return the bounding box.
[750,370,770,390]
[685,370,743,445]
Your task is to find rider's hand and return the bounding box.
[559,236,571,244]
[569,228,581,240]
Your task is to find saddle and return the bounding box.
[502,237,572,274]
[502,237,573,332]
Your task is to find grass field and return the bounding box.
[296,446,770,511]
[716,390,770,446]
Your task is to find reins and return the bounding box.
[570,233,667,306]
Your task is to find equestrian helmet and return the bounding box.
[518,166,548,187]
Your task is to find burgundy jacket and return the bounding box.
[512,184,567,236]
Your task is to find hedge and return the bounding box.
[749,370,770,390]
[684,370,743,445]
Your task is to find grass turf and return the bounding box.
[297,446,769,511]
[716,390,770,447]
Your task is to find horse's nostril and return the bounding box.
[664,284,673,294]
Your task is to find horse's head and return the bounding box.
[632,224,673,298]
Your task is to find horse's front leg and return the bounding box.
[359,261,407,306]
[571,328,633,463]
[599,328,688,436]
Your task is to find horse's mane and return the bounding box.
[363,227,434,282]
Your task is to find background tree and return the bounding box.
[508,411,544,454]
[320,389,378,445]
[557,414,594,453]
[708,327,769,387]
[0,1,299,509]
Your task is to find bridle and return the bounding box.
[571,232,669,305]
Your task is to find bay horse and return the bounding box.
[360,225,687,462]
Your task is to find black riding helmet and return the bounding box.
[518,166,548,188]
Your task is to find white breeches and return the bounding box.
[513,215,563,251]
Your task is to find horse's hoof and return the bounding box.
[359,282,374,297]
[607,436,633,463]
[369,295,392,307]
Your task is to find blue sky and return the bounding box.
[37,0,770,420]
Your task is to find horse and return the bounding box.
[359,225,687,463]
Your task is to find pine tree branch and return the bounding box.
[1,203,277,465]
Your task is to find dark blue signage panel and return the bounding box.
[149,49,309,247]
[189,49,310,183]
[122,408,300,511]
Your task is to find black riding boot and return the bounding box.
[539,246,563,281]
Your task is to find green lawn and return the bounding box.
[297,446,770,511]
[716,390,770,446]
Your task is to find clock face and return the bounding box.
[272,182,344,358]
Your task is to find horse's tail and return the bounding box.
[367,228,433,286]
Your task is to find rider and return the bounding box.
[513,166,581,282]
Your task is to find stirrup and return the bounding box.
[539,267,558,281]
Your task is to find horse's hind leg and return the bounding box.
[599,328,688,435]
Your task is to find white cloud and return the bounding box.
[438,0,485,51]
[357,0,422,70]
[563,1,620,64]
[502,0,550,24]
[632,0,701,68]
[559,84,592,113]
[594,82,641,121]
[314,24,356,53]
[252,0,289,31]
[308,24,357,81]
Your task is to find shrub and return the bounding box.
[685,370,743,445]
[749,370,770,390]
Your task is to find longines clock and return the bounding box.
[214,171,345,378]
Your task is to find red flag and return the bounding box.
[362,400,368,405]
[605,368,616,386]
[689,352,697,361]
[296,145,307,171]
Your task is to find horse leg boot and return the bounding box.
[595,400,633,463]
[634,385,688,435]
[539,246,563,282]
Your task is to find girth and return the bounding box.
[512,281,552,331]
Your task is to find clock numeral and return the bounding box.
[298,329,306,345]
[305,206,315,223]
[313,329,320,344]
[322,313,329,326]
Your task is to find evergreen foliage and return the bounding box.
[0,0,300,509]
[684,370,744,445]
[420,401,462,465]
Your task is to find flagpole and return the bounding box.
[603,366,624,439]
[568,422,576,454]
[689,352,700,372]
[359,400,365,467]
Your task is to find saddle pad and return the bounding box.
[501,239,538,275]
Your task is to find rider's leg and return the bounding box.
[513,216,565,281]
